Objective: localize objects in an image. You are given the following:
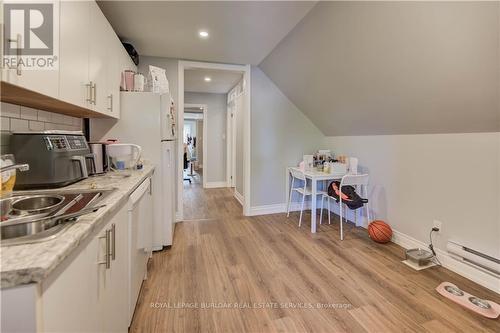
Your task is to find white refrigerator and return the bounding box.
[91,92,177,249]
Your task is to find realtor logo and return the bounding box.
[3,1,59,70]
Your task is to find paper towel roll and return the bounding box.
[348,157,358,174]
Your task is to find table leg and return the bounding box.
[311,179,317,233]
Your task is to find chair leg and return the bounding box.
[320,195,324,225]
[287,190,293,217]
[354,208,358,226]
[299,193,306,227]
[339,201,344,241]
[327,197,331,225]
[365,186,371,226]
[287,179,294,217]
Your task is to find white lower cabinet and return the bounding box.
[41,205,129,332]
[1,176,154,332]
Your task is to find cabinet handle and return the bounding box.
[111,223,116,260]
[107,94,113,111]
[92,82,97,104]
[98,229,111,269]
[86,82,93,103]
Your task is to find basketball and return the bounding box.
[368,220,392,243]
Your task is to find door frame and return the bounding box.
[226,99,236,188]
[178,61,251,219]
[184,103,207,188]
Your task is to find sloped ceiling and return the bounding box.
[259,2,500,136]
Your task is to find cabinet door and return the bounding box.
[88,1,109,115]
[41,230,101,332]
[104,32,123,119]
[59,0,90,108]
[1,4,60,98]
[100,207,129,332]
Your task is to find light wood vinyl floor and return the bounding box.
[130,176,500,332]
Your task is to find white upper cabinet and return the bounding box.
[59,1,91,109]
[89,1,111,116]
[104,26,124,118]
[3,0,135,119]
[1,2,60,98]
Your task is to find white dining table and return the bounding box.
[287,167,346,233]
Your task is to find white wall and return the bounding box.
[324,132,500,260]
[185,92,227,183]
[251,66,324,207]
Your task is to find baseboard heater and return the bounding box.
[447,241,500,276]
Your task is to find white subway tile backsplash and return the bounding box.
[10,118,29,131]
[51,113,65,124]
[1,117,10,131]
[37,110,52,122]
[29,120,45,131]
[62,115,74,125]
[1,103,20,118]
[20,106,38,120]
[0,102,83,133]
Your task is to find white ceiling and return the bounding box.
[97,1,316,65]
[185,68,242,94]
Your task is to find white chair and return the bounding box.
[320,174,370,240]
[286,168,326,227]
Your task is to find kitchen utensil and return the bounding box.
[11,194,65,215]
[106,144,142,170]
[52,194,83,217]
[0,204,106,228]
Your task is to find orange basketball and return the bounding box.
[368,220,392,243]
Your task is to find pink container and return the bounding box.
[124,70,135,91]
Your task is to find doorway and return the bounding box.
[178,61,251,220]
[183,104,207,187]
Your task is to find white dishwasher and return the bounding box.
[127,177,153,325]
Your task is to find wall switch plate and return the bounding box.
[433,220,443,232]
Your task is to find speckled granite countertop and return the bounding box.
[0,165,154,289]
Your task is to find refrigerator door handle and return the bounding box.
[166,148,171,168]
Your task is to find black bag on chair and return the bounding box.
[327,181,368,210]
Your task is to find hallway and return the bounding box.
[129,178,500,332]
[182,170,241,221]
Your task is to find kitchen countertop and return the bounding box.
[0,164,155,289]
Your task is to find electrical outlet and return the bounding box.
[433,220,442,232]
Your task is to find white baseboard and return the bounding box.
[249,203,286,216]
[234,190,244,206]
[392,230,500,294]
[204,181,228,189]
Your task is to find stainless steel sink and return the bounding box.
[0,188,114,246]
